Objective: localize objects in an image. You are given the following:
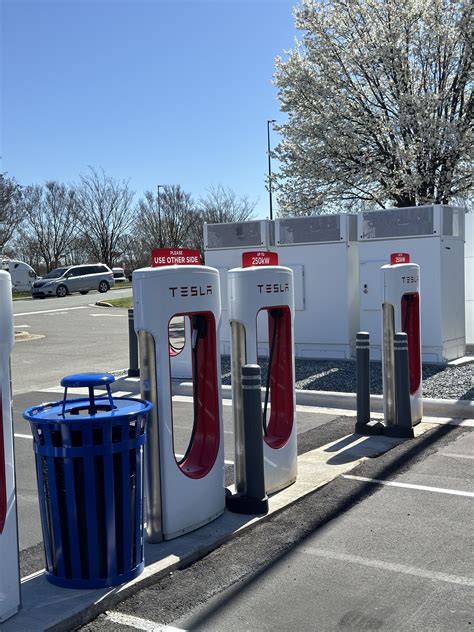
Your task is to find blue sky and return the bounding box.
[2,0,297,218]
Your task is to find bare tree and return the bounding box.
[159,185,200,247]
[274,0,473,213]
[198,185,256,224]
[135,185,200,255]
[76,168,135,267]
[119,234,149,271]
[0,173,23,252]
[21,181,78,271]
[4,228,44,272]
[191,185,257,252]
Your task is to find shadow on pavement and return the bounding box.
[183,423,458,631]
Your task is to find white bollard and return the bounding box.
[0,271,20,622]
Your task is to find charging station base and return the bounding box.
[225,490,269,516]
[354,420,385,436]
[383,425,415,439]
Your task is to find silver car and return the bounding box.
[32,264,115,298]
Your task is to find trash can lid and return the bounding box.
[60,372,115,388]
[23,395,152,424]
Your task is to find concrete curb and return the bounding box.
[172,382,474,419]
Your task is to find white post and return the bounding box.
[0,270,20,622]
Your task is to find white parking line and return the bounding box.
[438,452,474,460]
[105,611,185,631]
[14,306,90,317]
[171,398,474,425]
[21,569,45,583]
[342,474,474,498]
[40,387,132,397]
[174,395,343,415]
[14,433,32,440]
[302,548,474,587]
[41,386,106,395]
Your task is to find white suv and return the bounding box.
[32,264,115,298]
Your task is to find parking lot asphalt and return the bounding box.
[13,287,132,312]
[11,291,132,394]
[82,423,474,632]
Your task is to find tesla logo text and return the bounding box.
[169,285,213,297]
[401,276,419,284]
[257,283,289,294]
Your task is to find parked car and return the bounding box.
[112,267,127,283]
[31,264,115,298]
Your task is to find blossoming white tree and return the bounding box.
[273,0,473,214]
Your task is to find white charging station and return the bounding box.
[133,265,225,541]
[204,220,273,355]
[228,265,297,495]
[0,271,20,623]
[359,205,465,362]
[274,213,359,359]
[381,258,423,426]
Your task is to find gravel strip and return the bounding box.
[220,356,474,401]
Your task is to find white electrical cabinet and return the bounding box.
[204,220,273,354]
[274,214,359,359]
[358,205,465,363]
[465,212,474,347]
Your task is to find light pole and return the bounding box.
[267,119,276,220]
[157,184,165,247]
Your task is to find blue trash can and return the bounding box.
[23,372,152,589]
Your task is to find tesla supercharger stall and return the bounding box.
[381,256,423,428]
[133,265,225,541]
[228,265,297,495]
[359,205,465,362]
[204,220,274,356]
[0,271,20,622]
[151,248,203,382]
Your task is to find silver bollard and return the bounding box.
[128,308,140,377]
[226,364,269,515]
[354,332,383,435]
[385,332,415,438]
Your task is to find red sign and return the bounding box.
[242,251,279,268]
[390,252,410,265]
[151,248,201,267]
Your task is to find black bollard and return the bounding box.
[128,308,140,377]
[354,332,383,435]
[226,364,269,515]
[385,332,415,438]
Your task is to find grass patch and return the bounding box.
[12,291,32,301]
[112,281,132,290]
[106,297,133,309]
